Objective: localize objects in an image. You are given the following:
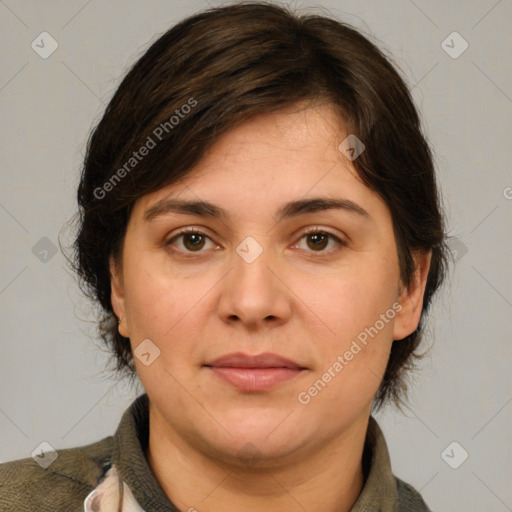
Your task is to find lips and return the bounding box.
[205,352,304,369]
[204,352,306,391]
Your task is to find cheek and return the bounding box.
[121,252,190,344]
[121,252,222,372]
[299,259,398,400]
[314,261,399,345]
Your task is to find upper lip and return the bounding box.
[204,352,305,369]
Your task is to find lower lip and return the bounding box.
[207,367,303,391]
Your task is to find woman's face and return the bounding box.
[111,103,429,466]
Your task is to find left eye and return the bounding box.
[293,229,345,253]
[165,228,344,254]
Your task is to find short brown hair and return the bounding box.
[72,1,449,409]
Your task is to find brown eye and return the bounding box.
[294,228,346,254]
[182,232,206,251]
[306,232,329,251]
[165,229,218,254]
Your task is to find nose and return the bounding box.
[216,237,292,329]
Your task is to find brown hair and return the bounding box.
[72,1,449,409]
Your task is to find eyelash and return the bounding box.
[164,226,346,257]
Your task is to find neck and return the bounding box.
[145,409,369,512]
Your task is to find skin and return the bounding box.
[110,102,431,512]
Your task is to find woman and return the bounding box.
[0,2,448,510]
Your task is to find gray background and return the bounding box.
[1,0,511,510]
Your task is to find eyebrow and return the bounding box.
[143,196,370,223]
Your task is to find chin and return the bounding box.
[205,432,306,470]
[199,410,309,460]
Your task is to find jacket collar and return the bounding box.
[113,393,400,511]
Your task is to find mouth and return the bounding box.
[203,352,307,392]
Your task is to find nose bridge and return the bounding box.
[232,234,276,298]
[219,234,290,324]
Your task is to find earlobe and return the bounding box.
[392,250,432,341]
[109,256,129,338]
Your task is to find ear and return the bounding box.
[392,249,432,341]
[109,256,129,338]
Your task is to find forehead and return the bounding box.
[200,102,354,168]
[130,103,387,226]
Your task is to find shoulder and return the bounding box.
[0,435,114,512]
[395,476,433,512]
